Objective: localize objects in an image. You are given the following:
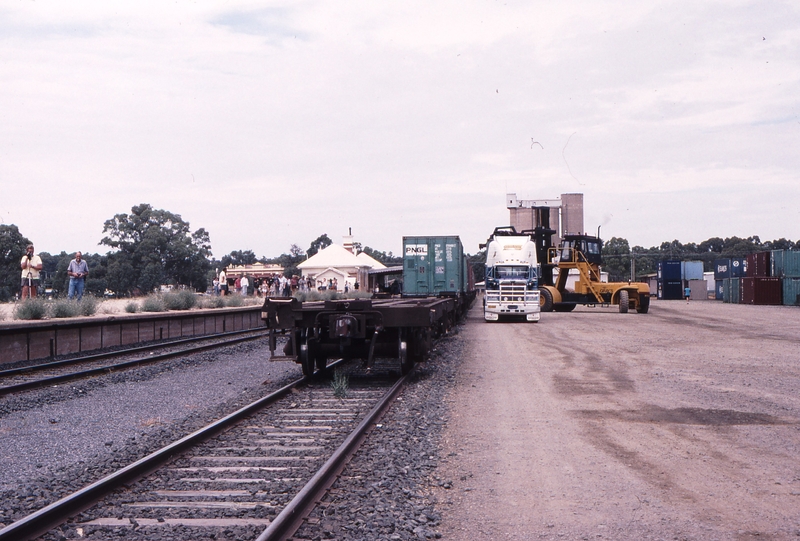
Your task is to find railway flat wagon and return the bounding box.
[261,297,459,376]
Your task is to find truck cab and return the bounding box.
[482,227,541,322]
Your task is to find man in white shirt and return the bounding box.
[20,244,43,299]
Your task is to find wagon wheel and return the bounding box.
[299,339,315,377]
[399,331,413,375]
[311,338,328,371]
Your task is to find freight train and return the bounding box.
[261,236,476,376]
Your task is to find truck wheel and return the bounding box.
[637,294,650,314]
[540,289,554,312]
[619,290,629,313]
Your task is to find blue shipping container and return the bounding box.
[715,280,723,300]
[730,258,747,278]
[659,279,683,300]
[658,260,682,281]
[714,259,731,280]
[771,250,784,278]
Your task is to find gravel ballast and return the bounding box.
[0,336,299,527]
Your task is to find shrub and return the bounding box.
[223,294,244,307]
[50,299,80,318]
[163,289,197,310]
[79,296,98,316]
[141,295,166,312]
[200,296,225,309]
[125,301,139,313]
[13,298,48,320]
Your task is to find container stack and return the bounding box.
[742,251,781,305]
[657,260,682,300]
[717,258,746,303]
[773,250,800,306]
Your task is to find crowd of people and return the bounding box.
[18,244,88,301]
[212,272,356,297]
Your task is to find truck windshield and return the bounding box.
[495,266,530,280]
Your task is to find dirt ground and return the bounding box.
[434,298,800,540]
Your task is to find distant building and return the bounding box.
[224,262,284,281]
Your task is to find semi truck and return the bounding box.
[481,227,541,322]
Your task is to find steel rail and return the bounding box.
[0,359,345,541]
[256,368,413,541]
[0,327,268,378]
[0,330,270,396]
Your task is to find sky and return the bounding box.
[2,1,799,259]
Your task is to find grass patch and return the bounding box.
[13,298,48,320]
[163,289,197,310]
[141,295,166,312]
[125,301,139,313]
[330,368,349,399]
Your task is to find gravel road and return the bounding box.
[433,299,800,540]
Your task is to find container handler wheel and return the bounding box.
[540,288,554,312]
[618,290,629,313]
[637,294,650,314]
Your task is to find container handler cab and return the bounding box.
[538,234,650,314]
[481,226,541,322]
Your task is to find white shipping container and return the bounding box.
[681,261,704,281]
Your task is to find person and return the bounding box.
[212,277,220,296]
[67,251,89,300]
[240,275,249,296]
[684,286,691,304]
[234,276,241,295]
[20,244,43,299]
[219,269,228,296]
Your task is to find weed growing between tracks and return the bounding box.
[331,368,349,398]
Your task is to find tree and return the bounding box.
[220,250,258,269]
[602,237,631,281]
[307,234,332,257]
[361,246,403,266]
[0,224,31,301]
[100,204,211,294]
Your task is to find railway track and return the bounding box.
[0,360,410,541]
[0,329,270,396]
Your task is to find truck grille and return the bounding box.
[499,283,536,302]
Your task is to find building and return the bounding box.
[297,234,386,291]
[223,262,284,281]
[507,193,584,246]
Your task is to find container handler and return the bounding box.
[538,234,650,314]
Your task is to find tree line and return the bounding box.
[0,204,405,302]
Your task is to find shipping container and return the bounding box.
[681,261,704,281]
[715,280,724,300]
[784,251,800,277]
[752,277,782,305]
[783,277,800,306]
[714,259,731,280]
[741,277,755,305]
[658,279,683,300]
[730,258,747,278]
[688,279,707,300]
[723,278,741,304]
[771,250,784,278]
[658,260,682,281]
[746,252,770,277]
[403,236,466,297]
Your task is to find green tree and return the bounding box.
[220,250,258,269]
[0,224,31,301]
[602,237,631,281]
[100,204,211,295]
[307,234,332,257]
[360,246,403,266]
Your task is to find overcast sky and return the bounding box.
[2,1,799,259]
